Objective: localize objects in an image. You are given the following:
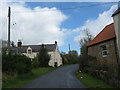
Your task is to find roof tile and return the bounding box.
[12,44,56,53]
[87,23,116,47]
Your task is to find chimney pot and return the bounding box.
[55,41,57,45]
[18,40,22,48]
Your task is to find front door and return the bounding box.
[54,62,57,67]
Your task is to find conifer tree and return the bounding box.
[37,44,50,67]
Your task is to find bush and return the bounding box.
[60,50,79,65]
[2,53,32,75]
[32,58,39,68]
[79,55,96,71]
[79,54,120,87]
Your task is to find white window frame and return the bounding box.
[28,49,32,54]
[27,47,32,54]
[100,44,108,57]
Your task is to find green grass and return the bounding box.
[76,72,114,88]
[3,67,56,88]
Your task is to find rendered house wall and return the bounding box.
[22,47,62,67]
[113,12,120,62]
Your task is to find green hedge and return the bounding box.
[2,53,32,75]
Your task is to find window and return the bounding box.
[100,44,107,57]
[28,49,32,54]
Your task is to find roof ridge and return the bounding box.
[22,44,55,47]
[87,23,115,46]
[93,23,114,40]
[90,23,113,41]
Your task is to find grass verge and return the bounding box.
[76,71,114,88]
[3,67,56,88]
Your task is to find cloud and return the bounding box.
[1,1,67,46]
[2,0,120,2]
[74,5,117,44]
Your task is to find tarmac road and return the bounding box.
[22,64,86,88]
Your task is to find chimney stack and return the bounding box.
[55,41,57,45]
[17,40,22,48]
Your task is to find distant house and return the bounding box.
[87,23,118,68]
[12,40,63,67]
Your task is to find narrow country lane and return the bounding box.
[22,64,86,88]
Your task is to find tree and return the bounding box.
[69,50,78,56]
[11,41,16,47]
[37,44,50,67]
[60,52,70,64]
[60,52,66,64]
[2,40,16,54]
[78,28,94,71]
[60,50,79,64]
[69,50,79,64]
[79,28,93,55]
[2,40,15,48]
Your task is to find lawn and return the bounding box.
[76,71,114,88]
[3,67,56,88]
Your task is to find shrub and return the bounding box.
[60,50,79,65]
[2,53,32,75]
[79,55,96,71]
[32,58,39,68]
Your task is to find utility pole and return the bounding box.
[8,7,11,53]
[68,43,72,64]
[69,43,71,54]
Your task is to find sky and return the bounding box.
[1,0,119,54]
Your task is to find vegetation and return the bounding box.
[78,28,119,87]
[3,67,56,88]
[2,53,32,88]
[32,58,39,68]
[60,50,79,64]
[37,44,50,67]
[79,28,93,55]
[2,43,55,88]
[76,71,113,88]
[69,50,79,64]
[2,53,32,75]
[78,54,119,87]
[2,40,16,54]
[79,55,96,71]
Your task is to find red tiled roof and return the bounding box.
[87,23,116,47]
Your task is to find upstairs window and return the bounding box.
[100,44,107,57]
[28,49,32,54]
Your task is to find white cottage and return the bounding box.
[16,40,63,67]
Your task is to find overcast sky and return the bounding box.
[1,0,119,54]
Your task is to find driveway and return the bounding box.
[22,64,86,88]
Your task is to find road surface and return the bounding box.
[22,64,86,88]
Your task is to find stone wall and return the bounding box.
[87,39,119,87]
[88,39,118,69]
